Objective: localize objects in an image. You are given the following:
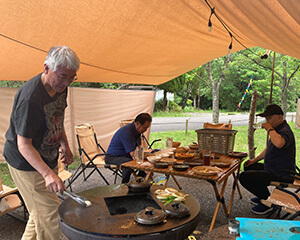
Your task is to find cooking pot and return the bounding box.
[134,207,166,225]
[127,177,152,193]
[164,201,190,218]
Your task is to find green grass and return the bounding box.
[153,110,249,118]
[0,162,15,187]
[1,122,299,188]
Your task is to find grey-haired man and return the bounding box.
[4,46,80,240]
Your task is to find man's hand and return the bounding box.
[60,145,73,165]
[44,171,65,194]
[262,122,273,131]
[244,159,256,168]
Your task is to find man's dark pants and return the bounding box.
[105,155,146,183]
[239,163,293,200]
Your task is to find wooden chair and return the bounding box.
[0,177,27,221]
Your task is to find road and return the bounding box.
[150,112,297,132]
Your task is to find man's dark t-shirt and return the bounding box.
[264,120,295,179]
[3,73,67,171]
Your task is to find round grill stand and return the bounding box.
[59,184,200,240]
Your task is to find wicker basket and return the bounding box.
[195,129,238,155]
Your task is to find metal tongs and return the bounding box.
[63,190,92,207]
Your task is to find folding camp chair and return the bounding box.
[261,166,300,219]
[67,123,121,188]
[57,154,73,192]
[0,177,27,221]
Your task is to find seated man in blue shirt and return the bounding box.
[105,113,152,183]
[239,104,295,214]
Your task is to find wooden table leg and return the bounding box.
[171,175,182,190]
[208,178,229,232]
[228,171,242,214]
[164,175,170,187]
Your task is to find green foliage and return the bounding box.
[0,163,15,187]
[154,99,182,112]
[0,81,25,88]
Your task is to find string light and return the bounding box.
[208,7,215,31]
[228,32,233,52]
[204,0,250,53]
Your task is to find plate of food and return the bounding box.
[160,157,177,164]
[192,166,222,175]
[183,159,203,167]
[175,152,195,160]
[210,159,232,168]
[175,146,189,153]
[228,151,248,158]
[189,144,199,150]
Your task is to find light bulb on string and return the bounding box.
[208,7,215,32]
[228,32,233,52]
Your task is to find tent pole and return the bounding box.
[269,52,276,104]
[267,52,276,146]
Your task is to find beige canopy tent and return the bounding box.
[0,87,155,161]
[0,1,300,160]
[0,0,299,84]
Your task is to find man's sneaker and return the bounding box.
[250,197,261,205]
[251,203,272,215]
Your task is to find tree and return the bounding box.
[238,48,300,116]
[157,78,181,111]
[203,54,232,123]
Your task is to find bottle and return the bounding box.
[166,137,173,148]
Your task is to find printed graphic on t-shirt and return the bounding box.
[39,94,67,161]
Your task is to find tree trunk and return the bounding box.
[212,86,219,123]
[248,90,259,159]
[181,89,191,110]
[163,90,168,111]
[193,94,197,110]
[205,54,232,123]
[197,89,200,110]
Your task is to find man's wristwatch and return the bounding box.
[268,128,275,133]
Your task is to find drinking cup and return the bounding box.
[203,150,211,166]
[228,219,240,236]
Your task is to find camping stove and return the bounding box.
[59,184,200,240]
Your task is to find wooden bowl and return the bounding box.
[172,141,181,148]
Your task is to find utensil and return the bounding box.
[64,190,92,207]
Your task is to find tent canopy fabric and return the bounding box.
[0,0,299,85]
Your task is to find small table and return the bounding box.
[236,217,300,239]
[121,155,244,232]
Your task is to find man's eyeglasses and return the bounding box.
[53,71,78,84]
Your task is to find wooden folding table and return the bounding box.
[121,155,244,231]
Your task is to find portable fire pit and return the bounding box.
[59,184,200,240]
